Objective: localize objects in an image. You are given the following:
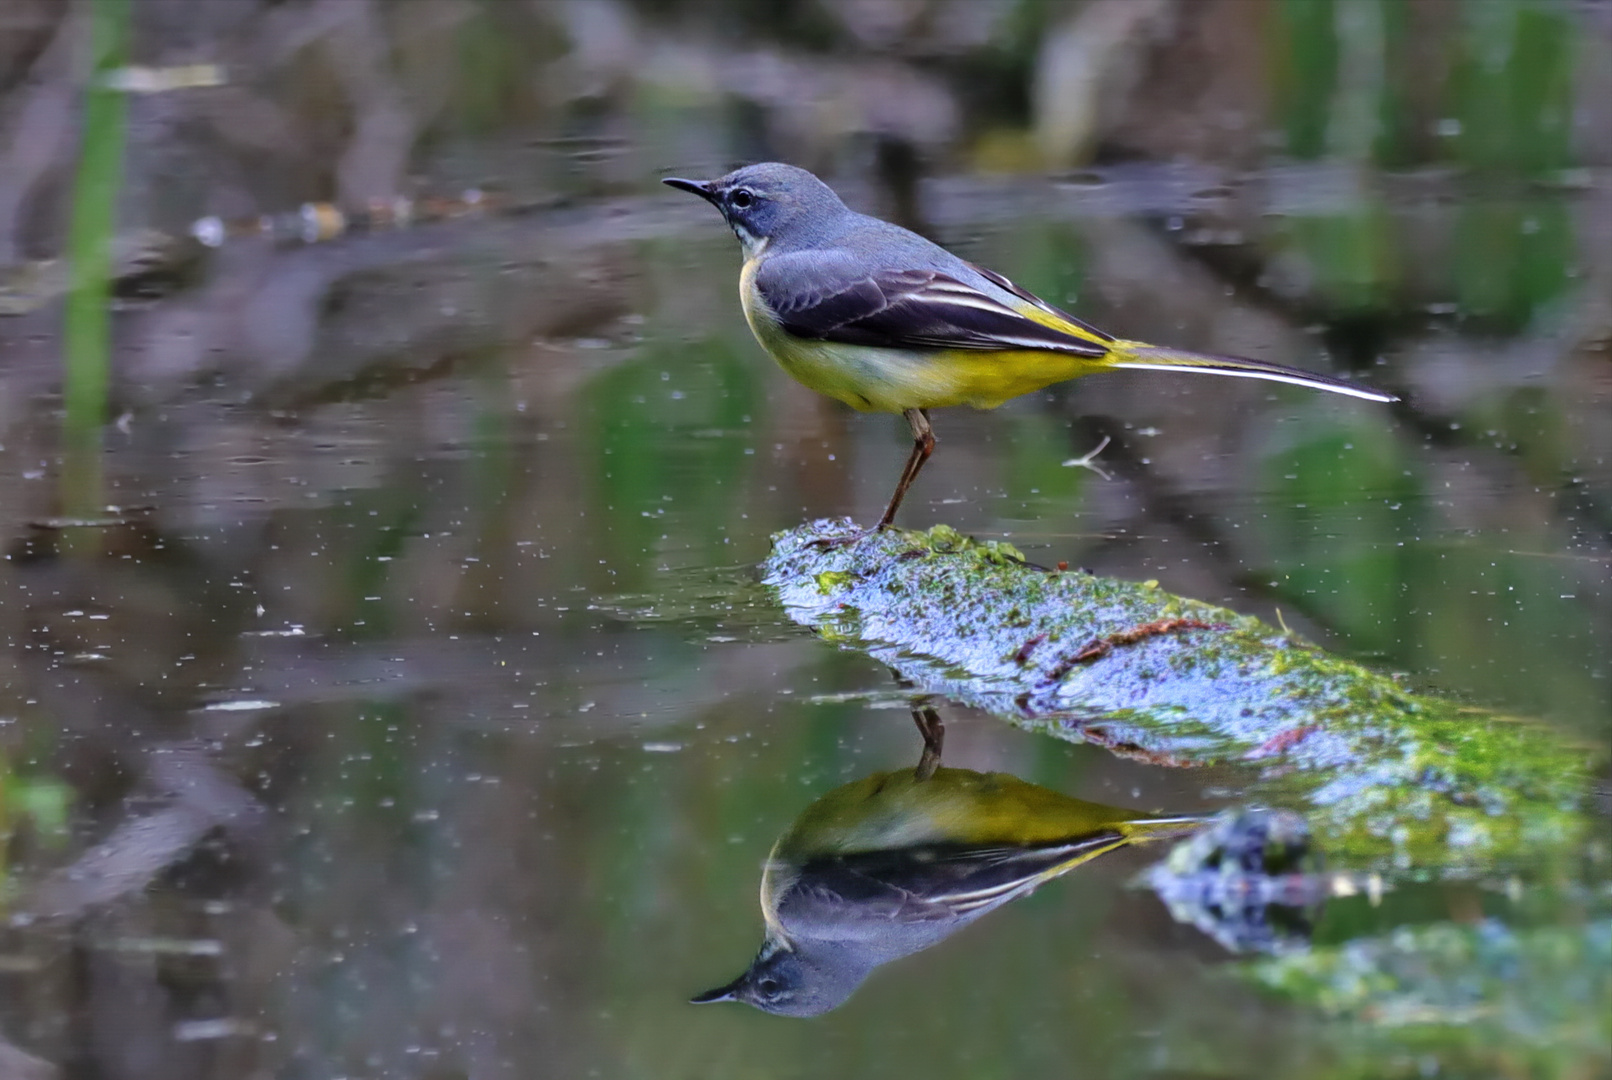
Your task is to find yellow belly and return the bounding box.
[739,261,1109,413]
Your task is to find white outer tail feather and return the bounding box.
[1109,359,1397,403]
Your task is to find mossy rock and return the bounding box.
[764,521,1602,875]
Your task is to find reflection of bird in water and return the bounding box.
[693,732,1201,1016]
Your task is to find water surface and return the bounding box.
[1,6,1609,1074]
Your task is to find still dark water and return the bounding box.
[2,162,1607,1078]
[2,0,1611,1066]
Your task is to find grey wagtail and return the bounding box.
[664,163,1395,538]
[690,759,1202,1016]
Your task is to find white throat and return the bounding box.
[732,221,770,259]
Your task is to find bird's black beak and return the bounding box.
[663,176,722,207]
[689,976,743,1004]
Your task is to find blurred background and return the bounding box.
[0,1,1608,1078]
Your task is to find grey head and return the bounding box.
[689,934,872,1018]
[663,163,852,256]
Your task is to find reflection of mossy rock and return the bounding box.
[1144,808,1327,955]
[763,521,1600,874]
[1248,919,1612,1079]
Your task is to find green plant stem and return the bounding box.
[62,0,130,516]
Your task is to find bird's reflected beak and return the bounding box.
[688,976,743,1004]
[663,177,722,207]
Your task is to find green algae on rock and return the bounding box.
[762,520,1600,874]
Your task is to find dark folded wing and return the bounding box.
[967,260,1115,345]
[755,254,1110,357]
[782,834,1128,930]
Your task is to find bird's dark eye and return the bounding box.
[730,188,755,209]
[757,977,780,997]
